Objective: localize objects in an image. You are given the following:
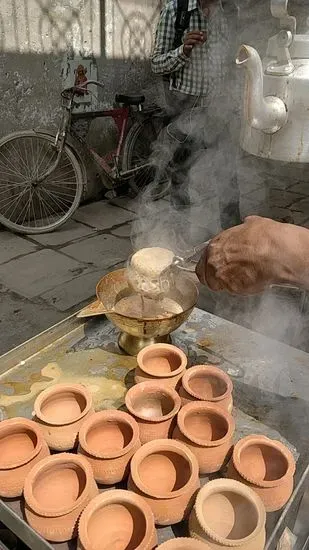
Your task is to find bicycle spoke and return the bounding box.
[0,133,81,232]
[36,188,52,226]
[41,186,76,199]
[39,186,67,218]
[31,188,37,228]
[41,186,72,212]
[46,170,76,183]
[0,149,26,180]
[0,181,26,188]
[35,187,45,226]
[0,165,24,180]
[35,142,55,177]
[21,138,32,178]
[0,190,25,206]
[15,188,33,226]
[10,140,31,178]
[1,186,29,219]
[33,137,48,176]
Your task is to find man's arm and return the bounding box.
[196,216,309,294]
[151,3,189,75]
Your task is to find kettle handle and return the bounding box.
[271,0,289,19]
[271,0,296,35]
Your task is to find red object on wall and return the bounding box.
[74,64,88,95]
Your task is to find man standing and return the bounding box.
[151,0,241,231]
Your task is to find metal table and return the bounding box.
[1,308,309,549]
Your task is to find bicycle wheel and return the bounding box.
[122,117,170,200]
[0,131,84,234]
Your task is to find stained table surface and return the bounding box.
[1,308,309,549]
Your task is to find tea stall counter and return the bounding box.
[1,308,309,549]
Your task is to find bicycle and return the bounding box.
[0,80,170,234]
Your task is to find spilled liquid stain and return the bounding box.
[0,348,137,419]
[0,371,52,396]
[197,337,214,349]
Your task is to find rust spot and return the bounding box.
[197,337,214,349]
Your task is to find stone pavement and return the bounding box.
[0,196,173,355]
[0,198,136,354]
[1,157,309,356]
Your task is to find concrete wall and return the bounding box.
[0,0,163,197]
[0,0,309,202]
[0,0,162,133]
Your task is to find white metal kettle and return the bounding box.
[237,0,309,162]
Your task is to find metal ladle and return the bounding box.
[127,240,210,299]
[172,240,210,273]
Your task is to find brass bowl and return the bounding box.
[96,268,198,355]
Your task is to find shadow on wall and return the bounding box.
[0,0,165,135]
[0,0,165,198]
[1,0,309,207]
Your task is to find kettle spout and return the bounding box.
[236,45,287,134]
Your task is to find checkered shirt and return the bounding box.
[151,0,234,101]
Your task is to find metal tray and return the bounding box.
[1,308,309,548]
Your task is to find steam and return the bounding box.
[130,1,242,256]
[130,0,309,357]
[210,286,308,352]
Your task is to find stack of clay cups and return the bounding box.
[5,341,296,547]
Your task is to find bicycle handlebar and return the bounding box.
[61,80,105,99]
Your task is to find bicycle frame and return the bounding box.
[36,80,158,187]
[70,106,130,179]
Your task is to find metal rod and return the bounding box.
[266,463,309,550]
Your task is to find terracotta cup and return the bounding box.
[179,365,233,413]
[227,434,296,512]
[135,343,187,389]
[157,538,211,549]
[24,453,98,542]
[189,478,266,550]
[128,438,200,526]
[33,383,94,451]
[78,489,157,550]
[0,417,50,498]
[77,409,140,485]
[173,402,235,475]
[125,381,181,444]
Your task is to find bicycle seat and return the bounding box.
[115,94,145,106]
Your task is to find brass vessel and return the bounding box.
[96,268,198,355]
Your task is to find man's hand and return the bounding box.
[183,31,206,57]
[195,216,309,295]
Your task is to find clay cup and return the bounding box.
[24,453,98,542]
[135,343,187,389]
[78,409,140,485]
[0,417,50,498]
[33,383,94,451]
[78,489,157,550]
[125,381,181,444]
[128,438,200,525]
[179,365,233,412]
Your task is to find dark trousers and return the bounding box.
[170,136,241,230]
[163,90,241,231]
